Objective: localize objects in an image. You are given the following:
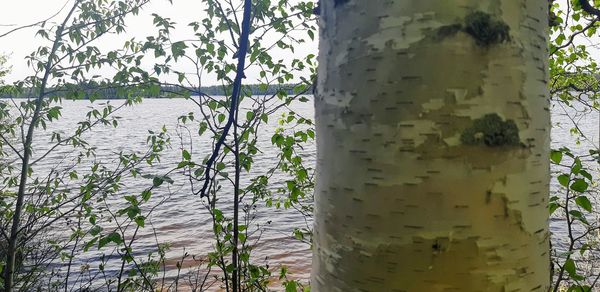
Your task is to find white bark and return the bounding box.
[311,1,550,291]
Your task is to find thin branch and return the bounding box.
[197,0,253,199]
[0,0,71,38]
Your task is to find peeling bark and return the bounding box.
[311,1,550,291]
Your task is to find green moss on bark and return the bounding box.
[464,11,510,46]
[461,113,520,147]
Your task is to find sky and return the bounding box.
[0,0,318,85]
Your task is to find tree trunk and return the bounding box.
[311,1,550,291]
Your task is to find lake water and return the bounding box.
[22,97,600,288]
[31,98,316,288]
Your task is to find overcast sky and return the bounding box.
[0,0,318,85]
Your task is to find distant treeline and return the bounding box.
[0,83,313,99]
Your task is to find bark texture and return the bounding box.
[311,1,550,291]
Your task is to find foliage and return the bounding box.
[0,54,9,84]
[549,0,600,291]
[0,0,181,290]
[148,0,318,289]
[0,0,317,291]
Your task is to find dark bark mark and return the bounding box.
[334,0,349,8]
[435,11,510,47]
[432,241,442,252]
[436,24,463,40]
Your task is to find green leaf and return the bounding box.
[47,107,62,120]
[570,179,589,193]
[297,169,308,181]
[557,174,570,187]
[572,158,582,174]
[580,170,593,181]
[286,180,296,191]
[575,196,593,212]
[556,33,566,45]
[285,281,298,292]
[124,195,138,206]
[141,190,152,202]
[126,206,141,219]
[90,225,102,236]
[182,149,191,160]
[153,177,164,187]
[564,258,576,277]
[198,122,208,136]
[171,41,188,60]
[307,129,315,139]
[549,202,559,214]
[564,258,585,281]
[550,150,563,164]
[135,216,146,228]
[84,238,98,252]
[569,210,589,225]
[571,285,591,292]
[98,232,122,249]
[261,113,269,123]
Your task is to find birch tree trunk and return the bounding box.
[311,1,550,291]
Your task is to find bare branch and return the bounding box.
[0,0,70,38]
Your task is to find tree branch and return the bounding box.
[0,0,70,38]
[197,0,252,199]
[580,0,600,17]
